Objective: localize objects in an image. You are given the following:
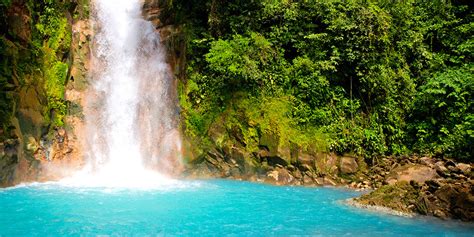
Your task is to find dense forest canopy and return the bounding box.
[170,0,472,160]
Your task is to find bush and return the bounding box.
[409,66,473,160]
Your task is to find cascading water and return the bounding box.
[66,0,182,187]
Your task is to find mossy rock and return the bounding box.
[259,130,280,156]
[314,153,339,175]
[357,181,420,213]
[258,130,293,164]
[207,116,227,146]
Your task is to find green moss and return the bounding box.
[41,44,69,127]
[35,3,72,128]
[72,0,90,19]
[237,95,328,153]
[180,83,329,158]
[0,0,78,137]
[357,181,420,213]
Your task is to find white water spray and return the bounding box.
[64,0,182,188]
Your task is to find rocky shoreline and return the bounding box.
[185,153,473,221]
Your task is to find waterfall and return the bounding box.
[68,0,182,187]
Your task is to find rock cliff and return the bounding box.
[0,0,90,186]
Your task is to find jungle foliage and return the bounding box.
[173,0,473,160]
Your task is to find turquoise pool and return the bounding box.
[0,179,472,236]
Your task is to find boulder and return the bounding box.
[326,154,339,174]
[303,175,313,185]
[299,163,313,172]
[434,184,474,221]
[425,179,441,192]
[456,163,471,175]
[339,156,359,174]
[323,177,337,186]
[434,161,448,174]
[292,169,303,180]
[229,167,241,178]
[265,168,294,185]
[386,165,438,185]
[230,147,256,175]
[356,181,420,213]
[448,165,460,173]
[266,170,279,183]
[419,157,434,167]
[434,209,447,219]
[314,177,325,185]
[314,153,338,175]
[297,153,314,167]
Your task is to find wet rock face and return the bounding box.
[69,19,92,92]
[6,1,31,44]
[0,1,90,186]
[142,0,166,28]
[140,0,186,76]
[0,138,19,185]
[141,0,176,42]
[265,168,294,185]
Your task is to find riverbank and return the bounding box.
[185,154,473,221]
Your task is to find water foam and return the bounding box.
[59,166,177,189]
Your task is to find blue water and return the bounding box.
[0,179,472,236]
